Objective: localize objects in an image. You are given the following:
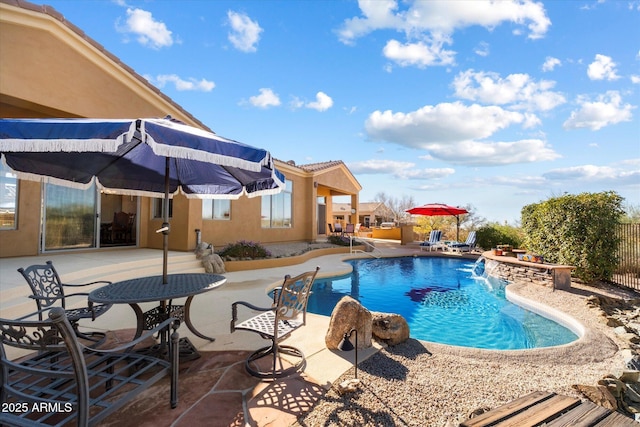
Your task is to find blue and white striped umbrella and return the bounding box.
[0,116,285,282]
[0,117,285,199]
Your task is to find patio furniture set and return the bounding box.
[419,230,477,253]
[0,260,321,426]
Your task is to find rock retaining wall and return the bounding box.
[483,251,574,290]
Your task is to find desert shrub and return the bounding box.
[521,191,623,283]
[475,223,525,251]
[218,240,271,259]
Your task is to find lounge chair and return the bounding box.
[449,231,477,253]
[420,230,443,251]
[230,267,320,379]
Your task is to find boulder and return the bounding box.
[572,384,618,410]
[371,312,410,346]
[325,296,372,350]
[194,242,213,259]
[202,253,226,274]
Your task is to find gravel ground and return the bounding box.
[295,280,639,427]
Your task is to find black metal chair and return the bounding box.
[0,307,179,426]
[18,260,113,345]
[230,267,320,379]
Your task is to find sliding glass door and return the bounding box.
[42,183,139,251]
[43,183,97,251]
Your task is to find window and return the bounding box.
[261,179,292,228]
[152,198,173,219]
[0,163,17,229]
[202,199,230,220]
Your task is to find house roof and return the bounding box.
[333,201,386,215]
[296,160,345,172]
[0,0,210,132]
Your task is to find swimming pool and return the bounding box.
[306,257,578,350]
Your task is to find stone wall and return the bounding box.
[483,252,573,290]
[485,259,554,288]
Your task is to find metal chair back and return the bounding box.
[18,261,66,314]
[273,267,319,326]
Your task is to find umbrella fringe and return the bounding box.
[0,138,123,153]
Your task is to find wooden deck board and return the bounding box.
[544,400,611,427]
[593,411,638,427]
[458,391,637,427]
[460,391,554,427]
[495,394,580,427]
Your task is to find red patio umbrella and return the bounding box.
[405,203,469,241]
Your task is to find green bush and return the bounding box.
[218,240,271,259]
[476,223,525,251]
[521,191,624,283]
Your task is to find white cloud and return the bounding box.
[227,11,262,52]
[120,8,173,49]
[249,88,281,108]
[306,92,334,111]
[631,75,640,84]
[383,38,456,68]
[347,159,455,180]
[587,54,620,81]
[366,102,527,145]
[543,165,640,186]
[474,41,490,57]
[337,0,549,69]
[542,56,561,72]
[364,102,559,165]
[151,74,215,92]
[452,69,566,111]
[563,91,634,130]
[424,139,559,166]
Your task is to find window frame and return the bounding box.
[202,199,231,221]
[0,164,18,230]
[261,179,292,229]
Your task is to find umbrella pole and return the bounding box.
[162,157,170,285]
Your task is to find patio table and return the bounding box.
[89,273,226,358]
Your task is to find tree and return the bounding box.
[374,192,416,224]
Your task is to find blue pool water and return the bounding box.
[306,257,578,350]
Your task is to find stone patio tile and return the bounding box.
[174,391,245,427]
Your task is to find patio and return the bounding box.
[1,242,637,426]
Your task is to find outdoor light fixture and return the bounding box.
[338,328,360,392]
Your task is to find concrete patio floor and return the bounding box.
[0,240,461,425]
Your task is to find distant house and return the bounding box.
[332,201,391,228]
[0,0,361,257]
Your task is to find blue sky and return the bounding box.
[32,0,639,223]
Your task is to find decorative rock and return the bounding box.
[325,296,372,350]
[202,253,226,274]
[337,378,361,394]
[371,312,410,346]
[194,242,213,259]
[572,384,618,410]
[194,241,225,273]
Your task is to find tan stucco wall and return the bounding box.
[0,4,203,123]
